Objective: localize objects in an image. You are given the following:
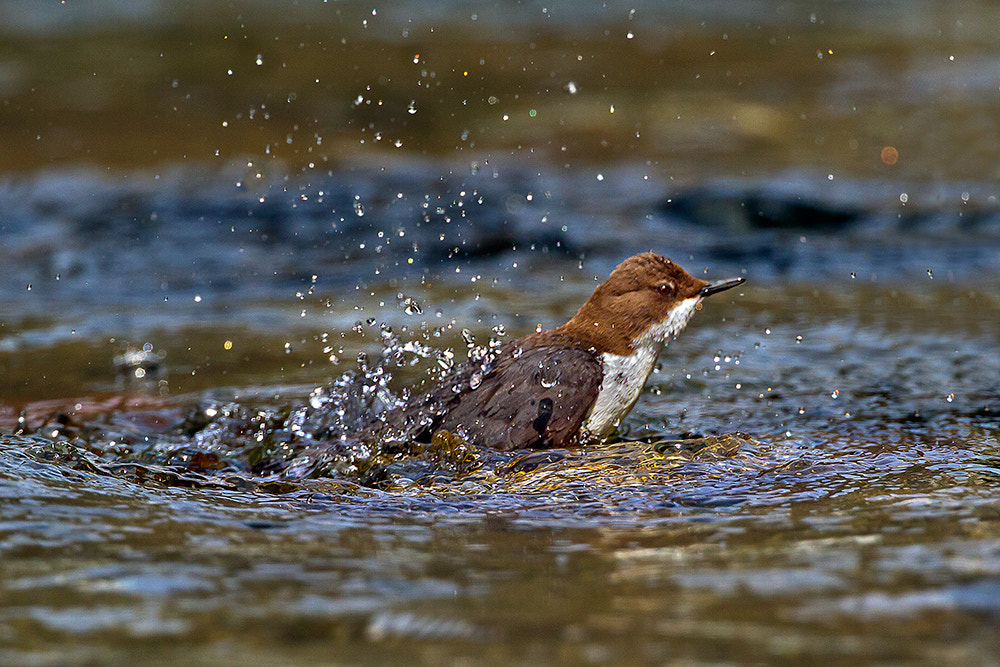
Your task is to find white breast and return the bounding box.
[581,296,701,439]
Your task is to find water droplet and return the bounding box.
[462,329,476,348]
[436,348,455,371]
[401,296,422,315]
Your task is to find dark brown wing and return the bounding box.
[438,345,603,450]
[382,340,603,451]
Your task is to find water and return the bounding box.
[2,1,1000,664]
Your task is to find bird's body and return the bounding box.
[379,252,744,451]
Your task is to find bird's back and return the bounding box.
[377,332,604,451]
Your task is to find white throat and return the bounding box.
[581,296,701,439]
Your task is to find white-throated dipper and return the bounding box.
[380,252,744,451]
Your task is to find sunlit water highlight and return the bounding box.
[2,163,999,663]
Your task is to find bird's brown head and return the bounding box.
[555,252,744,356]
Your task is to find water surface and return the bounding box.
[2,2,1000,665]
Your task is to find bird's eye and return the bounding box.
[655,283,674,296]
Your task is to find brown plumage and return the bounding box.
[553,252,718,356]
[378,252,744,451]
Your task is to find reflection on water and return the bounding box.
[2,164,999,662]
[2,411,999,663]
[2,167,999,664]
[2,265,999,662]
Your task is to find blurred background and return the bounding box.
[2,3,1000,665]
[3,0,1000,180]
[2,0,998,402]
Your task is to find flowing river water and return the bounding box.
[1,2,999,664]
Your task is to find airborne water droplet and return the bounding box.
[462,329,476,348]
[401,296,422,315]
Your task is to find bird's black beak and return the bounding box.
[699,277,746,297]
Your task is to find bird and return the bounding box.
[376,252,745,451]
